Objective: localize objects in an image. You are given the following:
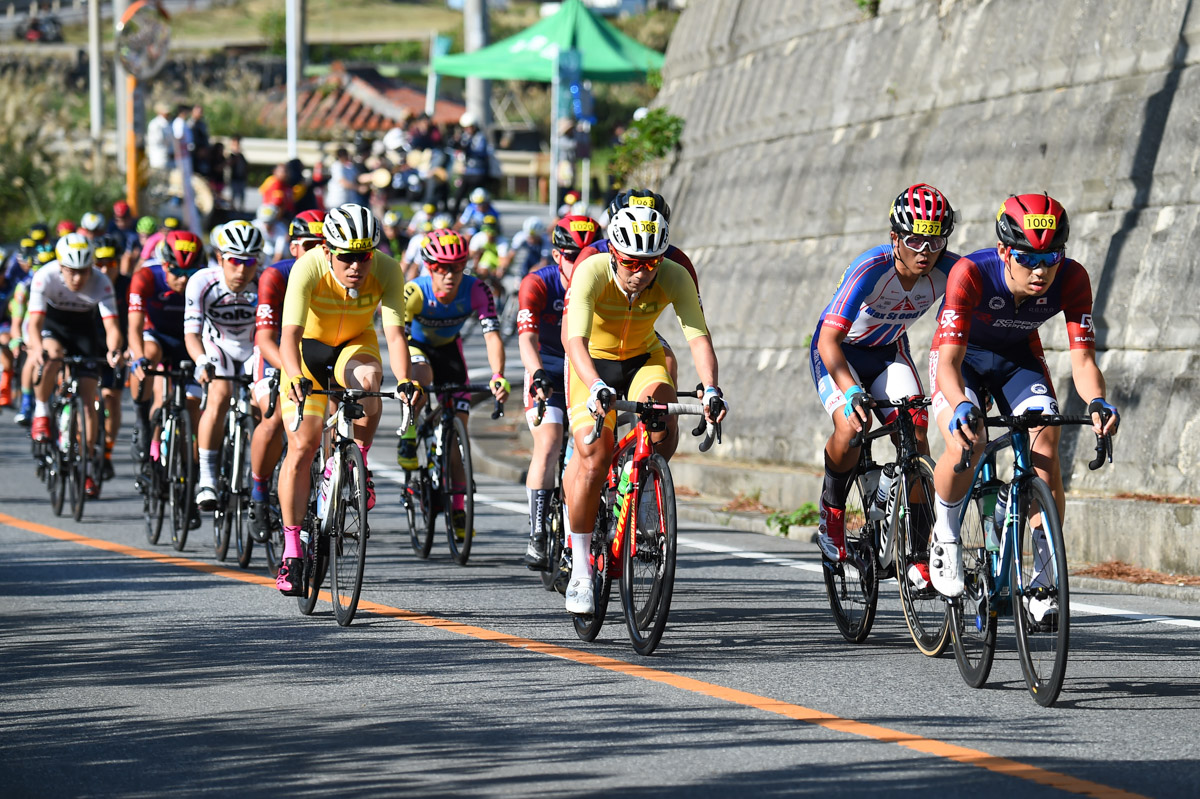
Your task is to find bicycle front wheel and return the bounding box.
[443,416,474,565]
[949,478,998,688]
[70,397,89,522]
[1012,476,1070,707]
[143,409,166,544]
[213,429,235,561]
[618,454,677,656]
[822,469,879,643]
[168,410,195,552]
[329,445,369,626]
[895,456,950,657]
[49,437,67,517]
[233,418,254,569]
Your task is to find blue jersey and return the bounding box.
[404,273,498,347]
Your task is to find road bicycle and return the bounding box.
[292,383,411,626]
[136,360,197,551]
[400,382,502,566]
[574,388,721,656]
[37,356,104,522]
[949,405,1113,707]
[532,396,571,594]
[825,395,949,655]
[202,371,278,567]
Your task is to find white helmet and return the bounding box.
[608,207,669,258]
[431,213,453,230]
[55,232,94,270]
[214,220,264,258]
[79,212,106,233]
[522,216,546,237]
[322,203,380,252]
[469,187,489,205]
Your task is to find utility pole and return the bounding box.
[115,0,128,174]
[463,0,491,128]
[88,0,103,181]
[286,0,301,159]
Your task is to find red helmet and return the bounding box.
[552,214,601,256]
[420,228,468,265]
[56,219,77,236]
[159,230,204,274]
[289,208,326,242]
[890,183,954,238]
[996,193,1069,252]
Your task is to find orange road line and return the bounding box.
[1,512,1146,799]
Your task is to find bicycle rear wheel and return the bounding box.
[540,487,568,593]
[949,478,998,688]
[619,454,677,656]
[443,416,474,565]
[405,459,435,558]
[1012,476,1070,707]
[70,397,88,522]
[297,456,328,615]
[168,411,195,551]
[895,456,950,657]
[329,445,369,626]
[822,470,879,643]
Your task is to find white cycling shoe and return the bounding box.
[196,484,218,512]
[565,575,594,615]
[1024,594,1058,624]
[929,537,964,597]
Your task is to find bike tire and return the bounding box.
[214,421,235,561]
[540,488,568,593]
[263,456,284,572]
[329,444,369,626]
[168,410,195,552]
[895,455,951,657]
[444,416,474,565]
[406,462,435,559]
[573,495,614,642]
[1012,476,1070,707]
[619,454,678,656]
[949,476,999,688]
[233,417,254,568]
[49,441,67,517]
[142,409,166,544]
[70,397,89,522]
[822,468,879,643]
[297,456,328,615]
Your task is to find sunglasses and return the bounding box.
[296,238,322,252]
[429,260,467,275]
[333,249,374,264]
[1010,248,1065,269]
[169,266,201,278]
[225,255,258,268]
[612,252,664,272]
[900,233,947,253]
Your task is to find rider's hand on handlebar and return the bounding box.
[842,385,870,433]
[394,380,421,404]
[287,376,312,406]
[1088,397,1120,436]
[703,385,728,425]
[194,361,215,385]
[490,373,511,403]
[107,349,124,369]
[949,400,980,451]
[587,379,613,417]
[132,357,151,382]
[530,368,551,402]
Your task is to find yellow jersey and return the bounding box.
[565,253,709,361]
[281,249,406,345]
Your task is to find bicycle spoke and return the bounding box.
[822,471,878,643]
[949,481,998,688]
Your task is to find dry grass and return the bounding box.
[1072,560,1200,587]
[720,492,776,515]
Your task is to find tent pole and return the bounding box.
[549,50,560,219]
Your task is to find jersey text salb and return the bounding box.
[184,265,259,361]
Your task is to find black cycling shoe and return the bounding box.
[249,500,271,543]
[276,557,305,596]
[101,457,115,482]
[523,536,548,571]
[188,506,202,530]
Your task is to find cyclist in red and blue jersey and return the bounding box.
[248,208,325,540]
[812,183,958,565]
[129,231,204,468]
[397,229,509,541]
[516,214,600,569]
[926,193,1119,614]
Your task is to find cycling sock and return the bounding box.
[400,425,417,441]
[453,488,465,512]
[357,443,370,468]
[251,472,268,502]
[529,488,549,542]
[569,532,592,578]
[821,451,854,509]
[199,448,218,486]
[282,525,303,559]
[34,400,49,417]
[933,494,966,544]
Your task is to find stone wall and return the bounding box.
[653,0,1200,502]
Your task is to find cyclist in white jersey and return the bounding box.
[186,221,263,511]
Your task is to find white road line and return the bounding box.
[378,465,1200,629]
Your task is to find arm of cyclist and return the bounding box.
[382,323,416,400]
[934,340,979,451]
[102,315,124,368]
[687,335,727,425]
[25,310,46,367]
[816,324,870,432]
[127,308,150,380]
[1069,347,1119,435]
[518,330,547,400]
[279,324,308,405]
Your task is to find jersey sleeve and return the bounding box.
[184,270,206,335]
[27,270,47,315]
[1059,260,1096,349]
[94,272,118,320]
[661,261,709,341]
[933,257,985,348]
[376,253,407,329]
[565,255,605,341]
[281,254,320,329]
[516,273,546,335]
[403,280,424,327]
[823,251,888,333]
[255,267,286,331]
[470,277,499,334]
[666,246,699,291]
[128,268,152,314]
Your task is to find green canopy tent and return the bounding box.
[432,0,665,211]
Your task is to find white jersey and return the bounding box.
[184,265,258,361]
[29,264,118,320]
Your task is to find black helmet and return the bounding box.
[607,188,671,223]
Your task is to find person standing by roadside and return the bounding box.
[227,135,249,211]
[451,112,492,217]
[326,147,364,209]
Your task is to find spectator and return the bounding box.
[189,104,210,177]
[171,105,193,171]
[226,135,249,211]
[146,103,172,172]
[325,147,364,208]
[451,111,492,216]
[259,163,295,216]
[208,141,227,199]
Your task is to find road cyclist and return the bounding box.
[10,243,57,425]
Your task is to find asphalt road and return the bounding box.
[3,323,1200,798]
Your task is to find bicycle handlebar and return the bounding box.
[289,385,415,433]
[133,359,195,402]
[199,373,255,412]
[425,382,504,420]
[952,408,1114,473]
[847,394,932,449]
[583,388,722,452]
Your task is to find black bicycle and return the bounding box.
[532,396,571,594]
[136,361,196,551]
[36,356,104,521]
[400,383,502,566]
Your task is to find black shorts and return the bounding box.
[592,351,652,398]
[301,337,350,390]
[146,329,190,369]
[42,307,103,360]
[409,337,471,413]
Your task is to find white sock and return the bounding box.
[199,448,218,486]
[34,400,49,417]
[570,532,592,579]
[933,494,966,544]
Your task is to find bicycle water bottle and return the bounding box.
[611,460,633,524]
[871,464,895,521]
[316,456,334,520]
[988,485,1011,551]
[57,405,71,452]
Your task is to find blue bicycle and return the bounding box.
[949,407,1113,707]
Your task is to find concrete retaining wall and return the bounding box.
[648,0,1200,570]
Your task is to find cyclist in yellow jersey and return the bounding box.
[562,206,728,615]
[274,203,419,596]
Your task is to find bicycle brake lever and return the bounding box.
[491,398,504,420]
[1088,432,1112,471]
[953,444,973,474]
[698,421,721,453]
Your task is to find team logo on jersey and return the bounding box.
[1079,313,1094,331]
[1031,383,1048,395]
[894,298,918,312]
[256,305,274,319]
[989,296,1005,310]
[1036,297,1048,305]
[517,309,533,326]
[939,310,959,328]
[129,292,142,307]
[552,299,564,312]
